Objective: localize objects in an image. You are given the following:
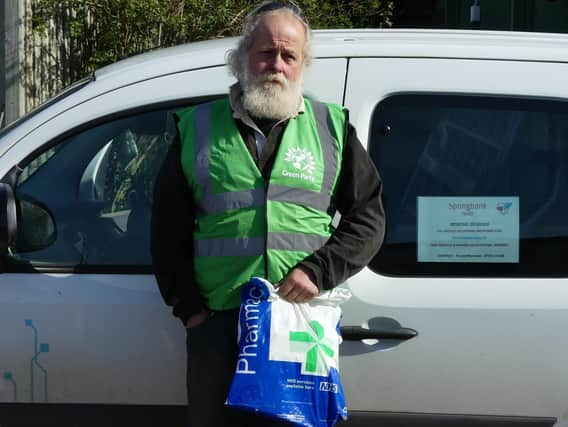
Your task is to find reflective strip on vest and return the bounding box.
[193,99,340,216]
[194,233,330,257]
[268,232,330,252]
[193,102,266,215]
[194,236,264,257]
[266,184,331,212]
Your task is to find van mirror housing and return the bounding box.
[0,183,17,252]
[0,183,57,254]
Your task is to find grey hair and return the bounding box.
[226,1,312,83]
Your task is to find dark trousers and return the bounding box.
[186,309,290,427]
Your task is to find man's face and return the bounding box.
[248,11,306,84]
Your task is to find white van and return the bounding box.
[1,29,568,426]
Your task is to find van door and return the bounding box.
[0,67,233,425]
[0,58,347,425]
[340,57,568,426]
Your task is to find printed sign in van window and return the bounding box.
[417,197,519,263]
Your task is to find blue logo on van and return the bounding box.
[25,319,50,402]
[3,372,17,401]
[3,320,50,402]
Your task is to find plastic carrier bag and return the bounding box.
[226,277,351,426]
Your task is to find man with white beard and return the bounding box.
[151,2,385,425]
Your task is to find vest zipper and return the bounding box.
[264,180,269,280]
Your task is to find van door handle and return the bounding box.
[340,325,418,341]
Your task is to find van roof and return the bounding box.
[95,29,568,84]
[3,29,566,147]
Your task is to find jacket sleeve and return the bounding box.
[299,123,386,290]
[150,130,204,324]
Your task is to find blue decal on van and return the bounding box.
[3,371,17,401]
[25,319,49,402]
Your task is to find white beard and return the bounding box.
[241,72,303,120]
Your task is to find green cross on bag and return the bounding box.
[289,320,335,373]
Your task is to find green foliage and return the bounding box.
[29,0,393,90]
[298,0,394,28]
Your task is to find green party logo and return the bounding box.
[284,147,316,175]
[289,320,334,374]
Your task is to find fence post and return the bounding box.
[3,0,26,126]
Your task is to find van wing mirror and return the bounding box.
[0,183,17,252]
[0,183,56,254]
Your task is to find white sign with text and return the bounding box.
[417,197,519,263]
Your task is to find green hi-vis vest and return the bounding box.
[177,97,346,310]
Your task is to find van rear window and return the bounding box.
[369,94,568,277]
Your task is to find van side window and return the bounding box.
[8,108,178,269]
[369,94,568,276]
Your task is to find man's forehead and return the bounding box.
[252,12,306,47]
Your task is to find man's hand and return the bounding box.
[277,267,319,303]
[185,307,210,329]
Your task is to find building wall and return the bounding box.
[533,0,568,32]
[393,0,568,32]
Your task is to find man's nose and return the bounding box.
[269,54,285,73]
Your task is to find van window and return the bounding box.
[8,108,178,269]
[369,94,568,276]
